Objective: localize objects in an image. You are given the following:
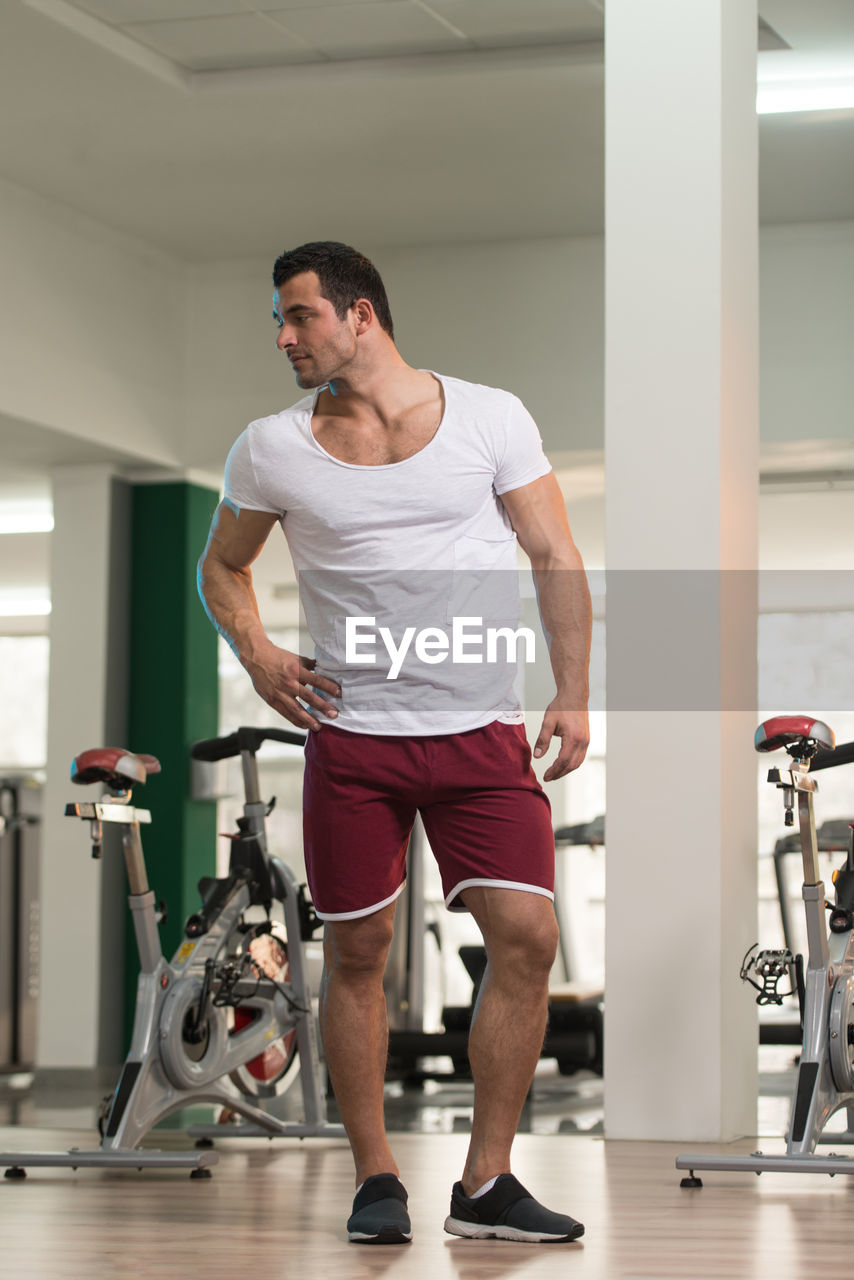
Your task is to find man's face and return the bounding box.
[273,271,357,389]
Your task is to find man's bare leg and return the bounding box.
[320,901,399,1186]
[459,887,559,1195]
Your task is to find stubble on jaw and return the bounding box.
[292,360,320,390]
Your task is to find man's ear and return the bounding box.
[352,298,375,334]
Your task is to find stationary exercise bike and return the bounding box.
[677,714,854,1184]
[0,726,344,1179]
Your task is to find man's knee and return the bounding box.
[508,909,559,976]
[323,907,395,977]
[469,890,560,977]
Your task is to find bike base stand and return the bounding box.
[187,1120,346,1141]
[0,1147,218,1177]
[677,1150,854,1182]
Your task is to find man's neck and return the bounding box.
[321,355,434,426]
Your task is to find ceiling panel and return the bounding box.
[124,13,320,68]
[73,0,403,16]
[425,0,603,46]
[254,0,400,7]
[73,0,247,21]
[269,2,465,58]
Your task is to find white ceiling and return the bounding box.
[1,0,853,550]
[34,0,611,72]
[0,0,852,264]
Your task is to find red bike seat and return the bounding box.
[754,716,835,754]
[71,748,161,790]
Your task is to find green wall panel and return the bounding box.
[125,482,219,1045]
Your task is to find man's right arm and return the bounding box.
[197,500,341,731]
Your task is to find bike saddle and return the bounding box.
[754,715,835,755]
[71,747,161,791]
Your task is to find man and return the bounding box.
[198,241,591,1245]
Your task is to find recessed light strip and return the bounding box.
[757,77,854,115]
[0,596,51,618]
[0,513,54,535]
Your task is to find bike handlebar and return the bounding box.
[191,726,307,762]
[810,739,854,773]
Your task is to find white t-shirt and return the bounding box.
[224,372,551,735]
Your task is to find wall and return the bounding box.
[0,197,850,479]
[760,221,854,451]
[183,236,606,472]
[183,222,854,479]
[0,176,186,468]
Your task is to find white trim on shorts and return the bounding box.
[314,880,406,922]
[444,879,555,912]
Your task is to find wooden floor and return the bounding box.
[1,1126,853,1279]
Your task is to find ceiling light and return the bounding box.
[757,55,854,116]
[0,512,54,535]
[758,78,854,114]
[0,595,52,618]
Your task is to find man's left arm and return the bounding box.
[499,472,592,781]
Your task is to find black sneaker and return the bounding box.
[444,1173,584,1243]
[347,1173,412,1244]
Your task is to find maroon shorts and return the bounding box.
[302,719,554,920]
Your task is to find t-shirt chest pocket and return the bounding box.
[445,531,521,626]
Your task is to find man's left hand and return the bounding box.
[532,703,589,782]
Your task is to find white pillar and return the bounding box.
[38,466,129,1067]
[604,0,759,1140]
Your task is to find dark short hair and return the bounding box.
[272,241,394,339]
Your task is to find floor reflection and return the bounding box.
[0,1045,803,1144]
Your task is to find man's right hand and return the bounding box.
[245,644,342,732]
